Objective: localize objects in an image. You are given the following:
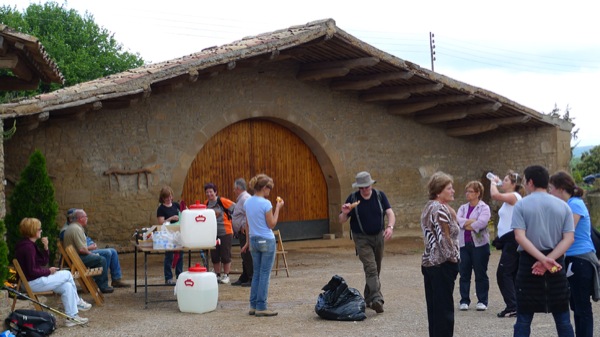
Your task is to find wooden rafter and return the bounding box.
[387,95,475,115]
[297,57,379,81]
[360,83,444,102]
[446,115,532,136]
[446,124,499,137]
[330,71,414,91]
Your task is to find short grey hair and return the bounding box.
[73,209,86,221]
[234,178,247,191]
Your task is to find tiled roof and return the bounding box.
[0,19,571,136]
[0,24,64,86]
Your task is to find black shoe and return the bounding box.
[100,287,114,294]
[231,279,244,286]
[497,309,517,318]
[241,281,252,287]
[371,301,384,313]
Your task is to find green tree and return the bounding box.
[0,1,144,101]
[5,150,59,264]
[575,145,600,177]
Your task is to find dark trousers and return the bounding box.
[565,256,595,337]
[353,232,384,305]
[237,230,253,282]
[459,242,490,305]
[497,239,519,311]
[422,261,459,337]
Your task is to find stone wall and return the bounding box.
[2,61,571,244]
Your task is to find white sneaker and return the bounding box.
[77,298,92,311]
[476,303,487,311]
[459,303,469,311]
[65,315,89,327]
[219,274,230,284]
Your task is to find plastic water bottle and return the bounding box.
[486,172,502,186]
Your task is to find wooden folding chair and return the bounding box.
[272,229,290,277]
[64,245,105,306]
[11,259,55,311]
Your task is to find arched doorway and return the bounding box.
[182,119,329,240]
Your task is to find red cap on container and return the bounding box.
[188,263,207,272]
[189,201,206,210]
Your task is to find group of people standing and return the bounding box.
[158,173,283,317]
[420,165,599,337]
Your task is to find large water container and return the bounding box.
[180,201,217,248]
[176,264,218,314]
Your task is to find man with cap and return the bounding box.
[339,171,395,313]
[61,208,130,288]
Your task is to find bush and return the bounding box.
[5,150,59,264]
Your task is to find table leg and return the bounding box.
[144,251,148,309]
[134,247,138,293]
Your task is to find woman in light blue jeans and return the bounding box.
[242,174,283,317]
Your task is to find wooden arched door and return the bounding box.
[182,119,329,240]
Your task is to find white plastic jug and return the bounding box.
[180,201,217,248]
[176,264,218,314]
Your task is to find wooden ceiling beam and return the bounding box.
[360,83,444,102]
[388,101,439,115]
[297,57,379,81]
[0,75,39,90]
[300,57,380,71]
[17,112,49,131]
[446,124,499,137]
[296,67,350,81]
[330,71,414,90]
[420,102,502,116]
[448,115,532,130]
[415,111,468,124]
[387,95,475,115]
[0,52,18,68]
[0,36,7,56]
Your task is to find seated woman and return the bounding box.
[15,217,91,327]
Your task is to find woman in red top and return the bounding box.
[14,218,91,327]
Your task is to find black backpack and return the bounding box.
[4,309,56,337]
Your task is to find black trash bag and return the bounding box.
[315,275,366,321]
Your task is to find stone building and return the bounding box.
[0,19,573,245]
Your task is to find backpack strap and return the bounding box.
[352,189,385,235]
[216,197,232,220]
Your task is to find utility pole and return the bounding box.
[429,32,436,71]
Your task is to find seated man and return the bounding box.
[61,209,130,288]
[63,209,113,294]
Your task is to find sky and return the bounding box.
[6,0,600,147]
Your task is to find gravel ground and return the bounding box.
[11,233,600,337]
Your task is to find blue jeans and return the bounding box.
[566,256,595,337]
[249,236,276,311]
[459,242,490,305]
[514,311,574,337]
[95,248,122,280]
[164,251,183,282]
[79,253,109,290]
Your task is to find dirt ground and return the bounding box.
[9,232,600,337]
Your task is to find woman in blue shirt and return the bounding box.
[549,171,598,337]
[242,174,283,317]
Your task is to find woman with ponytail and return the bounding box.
[242,174,283,317]
[489,170,525,318]
[549,171,599,337]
